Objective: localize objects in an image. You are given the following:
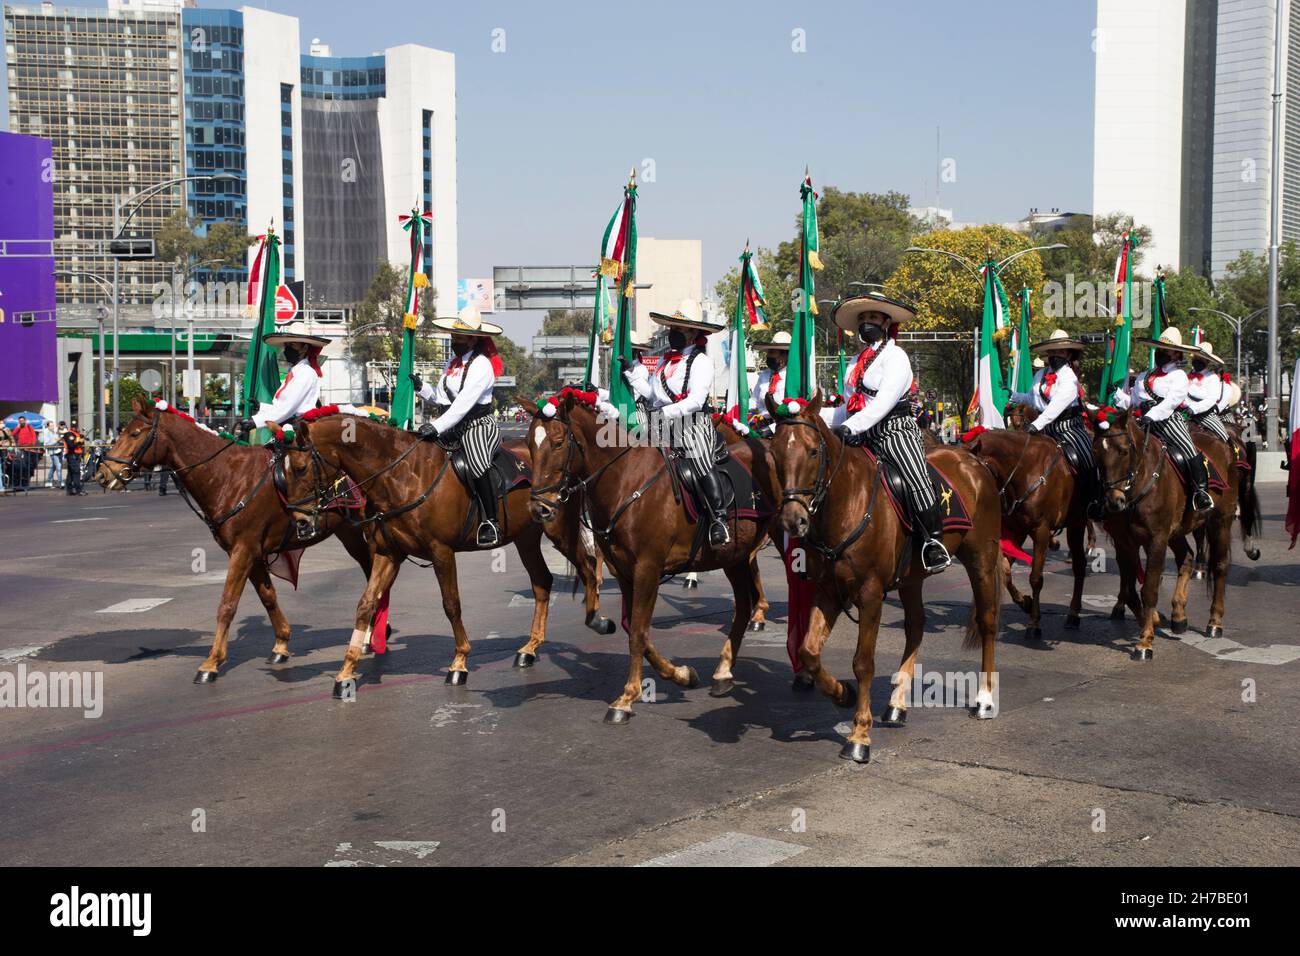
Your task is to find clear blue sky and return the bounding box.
[3,1,1099,342]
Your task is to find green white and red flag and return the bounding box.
[787,170,823,398]
[390,206,432,430]
[240,229,283,444]
[975,257,1010,427]
[604,171,640,429]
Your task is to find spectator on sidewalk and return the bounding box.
[12,416,38,491]
[0,424,11,494]
[43,420,64,488]
[142,464,170,496]
[62,421,87,496]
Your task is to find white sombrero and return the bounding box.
[432,303,503,337]
[753,330,792,351]
[649,298,725,334]
[832,292,916,334]
[1030,328,1086,353]
[263,320,330,348]
[1136,326,1200,355]
[1194,340,1226,366]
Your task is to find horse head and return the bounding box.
[97,396,167,490]
[765,390,829,538]
[1093,408,1148,513]
[527,388,599,524]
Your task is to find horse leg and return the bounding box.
[840,579,885,763]
[1134,534,1169,660]
[1004,552,1031,616]
[882,579,925,727]
[747,552,769,631]
[1025,526,1050,639]
[333,550,400,694]
[798,586,852,708]
[1192,526,1207,580]
[429,541,472,684]
[710,558,755,697]
[248,561,292,664]
[511,528,554,668]
[194,546,256,683]
[606,563,694,722]
[1063,520,1086,630]
[1206,515,1232,638]
[583,551,614,635]
[1168,535,1193,635]
[969,538,1002,718]
[338,527,385,651]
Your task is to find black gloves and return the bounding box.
[835,425,861,446]
[409,372,424,392]
[417,421,438,440]
[233,418,255,438]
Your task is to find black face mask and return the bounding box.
[1192,360,1207,373]
[858,322,885,345]
[283,344,303,365]
[1049,355,1068,371]
[667,329,687,352]
[765,354,784,372]
[451,339,472,358]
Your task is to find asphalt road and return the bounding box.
[1,467,1298,867]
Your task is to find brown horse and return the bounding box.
[766,394,1004,763]
[717,421,774,631]
[1094,409,1252,658]
[965,427,1089,638]
[293,412,603,693]
[96,397,379,681]
[526,395,771,722]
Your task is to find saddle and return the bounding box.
[449,444,532,539]
[1164,444,1228,493]
[1055,439,1083,476]
[861,447,974,535]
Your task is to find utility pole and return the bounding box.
[1266,0,1287,449]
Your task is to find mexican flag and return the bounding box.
[1149,270,1167,370]
[240,230,282,444]
[975,258,1010,428]
[605,171,640,429]
[390,207,432,430]
[728,244,764,422]
[1010,286,1033,394]
[1100,231,1138,398]
[583,198,627,388]
[787,171,823,398]
[1288,352,1300,548]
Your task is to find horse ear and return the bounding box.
[809,390,824,417]
[294,418,310,447]
[764,392,778,418]
[132,395,150,416]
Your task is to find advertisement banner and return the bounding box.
[457,278,495,313]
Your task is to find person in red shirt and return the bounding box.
[12,417,38,490]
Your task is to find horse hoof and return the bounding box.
[970,701,996,719]
[1246,548,1261,561]
[683,578,699,590]
[709,678,734,698]
[839,742,871,764]
[836,680,858,710]
[445,670,469,686]
[604,707,633,724]
[748,619,766,632]
[879,706,907,727]
[513,652,537,669]
[588,616,616,635]
[1170,618,1189,635]
[1064,614,1081,630]
[1132,647,1154,662]
[266,652,289,664]
[193,670,218,684]
[681,666,700,689]
[791,673,815,693]
[1027,625,1043,640]
[1206,625,1224,639]
[332,679,357,700]
[1110,606,1125,621]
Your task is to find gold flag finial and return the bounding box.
[627,166,636,188]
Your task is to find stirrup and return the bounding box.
[708,516,731,546]
[1192,489,1214,513]
[921,538,952,573]
[476,520,501,547]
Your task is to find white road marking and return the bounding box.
[97,597,173,614]
[84,506,127,510]
[52,517,108,524]
[636,832,808,867]
[1173,630,1300,665]
[374,841,439,860]
[507,592,557,608]
[0,644,46,662]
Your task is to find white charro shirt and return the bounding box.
[626,344,714,419]
[252,357,321,428]
[417,351,495,435]
[841,339,914,435]
[1112,361,1187,423]
[1011,364,1082,430]
[749,365,788,413]
[1186,367,1223,416]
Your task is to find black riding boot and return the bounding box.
[472,473,502,547]
[695,467,731,547]
[1186,453,1214,513]
[918,504,952,573]
[1087,468,1106,520]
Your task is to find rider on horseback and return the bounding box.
[747,331,791,437]
[831,292,952,574]
[409,304,507,548]
[1114,327,1214,513]
[234,321,329,440]
[1010,329,1105,519]
[620,299,732,547]
[1186,341,1231,444]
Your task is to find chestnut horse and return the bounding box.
[1094,409,1252,658]
[717,421,774,631]
[96,397,379,681]
[526,394,771,723]
[767,394,1004,763]
[293,412,603,693]
[964,427,1089,638]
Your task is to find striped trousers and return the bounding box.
[1044,415,1095,471]
[1191,411,1230,444]
[1149,413,1198,460]
[678,413,723,465]
[438,414,500,478]
[865,414,936,512]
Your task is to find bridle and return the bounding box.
[774,416,845,519]
[99,412,160,485]
[529,410,634,518]
[1100,416,1160,510]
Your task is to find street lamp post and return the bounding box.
[53,269,115,439]
[1188,304,1295,391]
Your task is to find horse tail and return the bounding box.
[1237,462,1261,543]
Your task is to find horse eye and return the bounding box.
[809,448,819,458]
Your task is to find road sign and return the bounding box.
[496,375,518,387]
[109,238,155,260]
[139,369,163,393]
[274,284,299,323]
[182,370,202,399]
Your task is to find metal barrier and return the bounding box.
[0,443,166,497]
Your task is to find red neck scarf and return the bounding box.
[767,369,782,395]
[448,339,505,377]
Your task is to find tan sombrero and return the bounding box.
[1030,328,1086,353]
[753,330,792,351]
[1193,340,1225,366]
[432,303,503,336]
[649,298,724,334]
[1135,326,1200,355]
[833,292,915,334]
[264,320,330,348]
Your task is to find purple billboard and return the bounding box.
[0,130,57,404]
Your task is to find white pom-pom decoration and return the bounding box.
[541,403,557,419]
[1098,420,1110,431]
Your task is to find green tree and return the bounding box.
[347,260,440,367]
[1211,241,1300,381]
[154,209,256,277]
[540,309,594,336]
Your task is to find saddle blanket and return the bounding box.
[861,447,974,535]
[1165,449,1229,494]
[677,448,774,525]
